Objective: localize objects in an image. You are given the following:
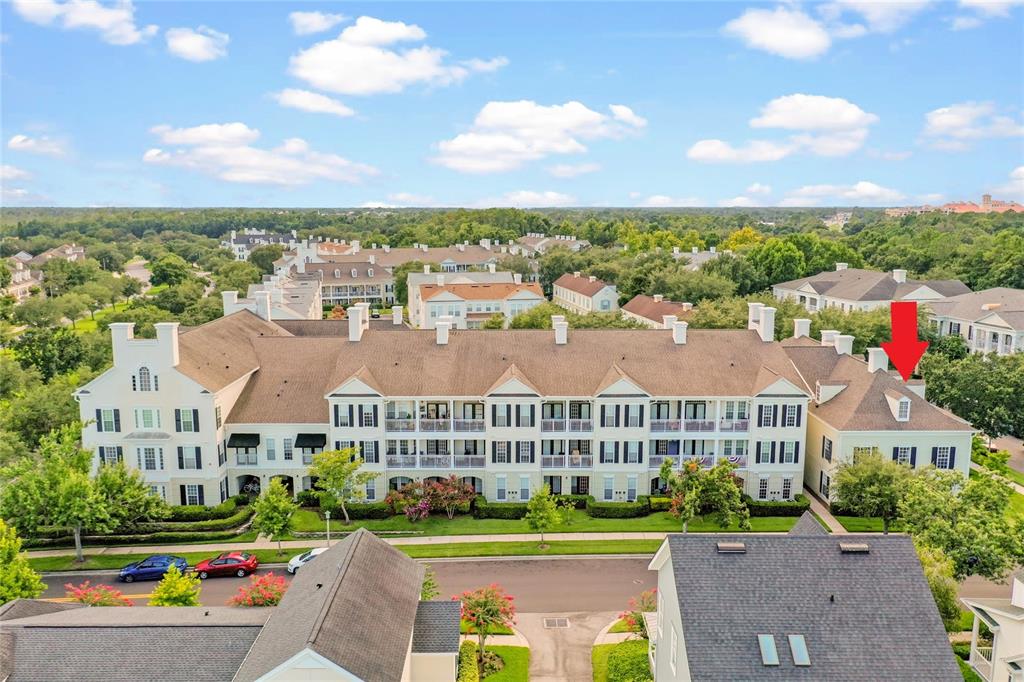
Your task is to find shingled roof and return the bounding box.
[622,294,694,324]
[177,310,292,392]
[775,267,969,302]
[927,287,1024,330]
[657,533,961,681]
[553,272,613,296]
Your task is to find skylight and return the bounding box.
[757,634,779,666]
[788,635,810,666]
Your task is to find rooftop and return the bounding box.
[420,281,544,301]
[553,272,614,296]
[622,294,694,323]
[775,267,969,302]
[927,287,1024,330]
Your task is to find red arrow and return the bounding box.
[881,301,929,381]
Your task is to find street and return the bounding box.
[40,556,1011,610]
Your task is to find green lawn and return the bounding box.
[608,619,632,634]
[592,643,616,682]
[28,547,312,573]
[833,516,893,532]
[485,646,529,682]
[397,540,664,559]
[292,508,798,536]
[461,619,514,635]
[958,658,984,682]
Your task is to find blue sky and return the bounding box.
[1,1,1022,208]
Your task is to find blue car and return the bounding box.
[118,554,188,583]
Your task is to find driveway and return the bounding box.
[517,611,616,682]
[993,434,1024,475]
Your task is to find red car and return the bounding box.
[194,552,259,579]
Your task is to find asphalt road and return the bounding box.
[39,556,1011,610]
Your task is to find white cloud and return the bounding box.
[723,6,831,59]
[7,133,66,156]
[434,100,646,173]
[165,25,229,62]
[922,101,1024,149]
[609,105,648,128]
[719,196,760,207]
[143,122,377,186]
[1,186,49,205]
[1,165,32,181]
[288,15,507,95]
[750,93,878,131]
[991,166,1024,198]
[547,162,602,178]
[638,195,703,207]
[272,89,355,118]
[687,139,794,163]
[823,1,933,32]
[288,11,347,35]
[959,0,1024,16]
[11,0,157,45]
[780,181,905,206]
[950,15,984,29]
[746,182,772,195]
[480,191,577,208]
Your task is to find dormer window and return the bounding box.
[368,268,374,277]
[351,268,358,278]
[333,269,341,278]
[897,398,910,421]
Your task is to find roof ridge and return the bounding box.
[308,531,365,650]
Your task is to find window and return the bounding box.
[215,405,222,428]
[657,592,664,638]
[788,635,810,667]
[625,404,642,427]
[494,441,510,464]
[624,441,641,464]
[758,404,773,427]
[136,367,152,392]
[99,446,122,465]
[758,477,769,501]
[897,399,910,421]
[336,406,353,428]
[895,446,911,466]
[184,484,201,506]
[520,476,531,501]
[283,438,293,461]
[935,446,951,469]
[783,405,798,427]
[134,408,161,430]
[360,405,376,427]
[949,322,961,335]
[218,442,227,466]
[496,476,507,501]
[600,441,617,464]
[365,479,376,501]
[822,437,833,463]
[517,441,533,464]
[781,441,796,464]
[266,438,276,461]
[627,475,637,502]
[98,409,118,432]
[782,477,793,500]
[604,475,614,501]
[219,478,229,503]
[137,447,164,471]
[179,446,201,470]
[177,409,197,432]
[150,485,166,500]
[670,626,678,674]
[852,447,873,462]
[758,634,779,666]
[361,441,379,464]
[757,441,773,464]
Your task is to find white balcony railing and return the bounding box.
[568,419,593,432]
[969,647,993,681]
[420,454,452,468]
[419,419,451,432]
[454,455,486,468]
[385,418,416,432]
[453,419,485,432]
[683,419,716,432]
[541,455,566,468]
[235,454,257,466]
[648,455,671,469]
[541,419,566,432]
[386,455,417,468]
[650,419,681,432]
[718,419,750,432]
[566,455,593,468]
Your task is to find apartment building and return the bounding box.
[303,261,395,307]
[552,272,619,314]
[407,267,515,328]
[622,295,694,328]
[961,571,1024,682]
[75,300,970,507]
[774,263,970,313]
[513,233,591,257]
[276,237,507,276]
[222,229,299,261]
[221,273,322,321]
[414,277,544,329]
[928,287,1024,355]
[25,242,86,267]
[2,258,42,301]
[671,245,722,271]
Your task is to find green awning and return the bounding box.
[295,433,327,448]
[227,433,260,448]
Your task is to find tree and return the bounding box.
[228,572,288,606]
[832,451,912,533]
[248,244,285,275]
[720,226,765,251]
[10,327,85,380]
[482,313,506,329]
[457,584,517,675]
[93,461,168,532]
[524,484,561,546]
[0,518,44,604]
[56,292,92,328]
[916,544,962,632]
[495,254,534,279]
[392,260,428,305]
[659,458,750,533]
[149,254,193,286]
[919,352,1024,440]
[421,565,440,600]
[13,296,63,328]
[618,588,657,638]
[251,479,297,555]
[150,564,201,606]
[64,580,134,606]
[309,447,376,524]
[747,238,807,285]
[213,261,262,293]
[425,475,476,520]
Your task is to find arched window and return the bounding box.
[137,367,152,392]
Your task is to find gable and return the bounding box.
[795,282,819,294]
[327,377,382,397]
[254,648,361,682]
[899,285,945,301]
[756,377,807,397]
[596,376,649,396]
[487,376,539,396]
[973,311,1015,330]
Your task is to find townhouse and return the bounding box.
[552,272,619,314]
[75,300,971,508]
[414,277,545,329]
[961,570,1024,682]
[622,294,694,328]
[2,257,42,301]
[513,232,591,256]
[222,229,299,261]
[774,263,970,313]
[928,287,1024,355]
[671,245,722,271]
[275,237,508,276]
[302,261,395,308]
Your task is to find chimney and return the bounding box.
[1011,573,1024,609]
[672,246,680,256]
[681,302,693,311]
[554,320,568,345]
[747,302,764,331]
[691,246,698,254]
[351,240,361,253]
[892,269,907,284]
[436,274,445,286]
[371,242,377,249]
[551,314,566,327]
[154,322,180,367]
[709,246,716,254]
[480,238,491,250]
[653,294,664,303]
[488,263,496,274]
[368,255,376,265]
[356,302,371,331]
[793,318,811,338]
[421,244,428,253]
[834,334,854,356]
[836,262,848,271]
[383,245,391,253]
[662,314,677,329]
[221,291,238,315]
[672,320,688,345]
[905,381,926,399]
[820,329,840,347]
[436,319,451,345]
[513,273,522,284]
[291,230,297,239]
[588,275,596,283]
[867,348,888,373]
[348,306,364,342]
[758,307,776,342]
[392,305,403,325]
[423,264,431,274]
[254,291,271,321]
[109,322,135,366]
[573,271,581,278]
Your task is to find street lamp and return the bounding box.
[325,510,331,547]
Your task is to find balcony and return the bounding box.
[302,455,313,465]
[567,454,593,468]
[648,455,671,469]
[568,419,593,432]
[541,455,566,468]
[683,419,716,432]
[454,455,486,468]
[541,419,566,432]
[385,418,416,432]
[718,419,749,432]
[723,453,748,469]
[453,419,485,432]
[969,646,992,681]
[420,454,452,468]
[650,419,681,432]
[419,419,451,433]
[235,454,257,466]
[386,455,417,468]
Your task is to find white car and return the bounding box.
[286,547,327,574]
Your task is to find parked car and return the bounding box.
[118,555,188,583]
[286,547,327,574]
[194,552,259,579]
[370,309,381,319]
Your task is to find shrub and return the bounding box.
[586,496,651,518]
[21,529,242,549]
[649,496,672,512]
[228,572,288,607]
[64,581,133,606]
[163,498,238,522]
[134,506,254,533]
[952,643,970,661]
[344,502,393,520]
[295,490,320,508]
[458,641,480,682]
[554,494,592,509]
[473,497,528,519]
[742,494,810,517]
[606,640,652,682]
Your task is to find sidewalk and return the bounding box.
[802,487,848,535]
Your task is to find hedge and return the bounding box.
[586,496,651,518]
[742,494,810,517]
[335,502,392,520]
[473,497,528,520]
[649,496,671,512]
[22,528,243,549]
[554,494,592,509]
[458,641,480,682]
[606,640,652,682]
[134,505,254,533]
[164,497,241,522]
[296,490,320,508]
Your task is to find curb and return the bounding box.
[41,563,291,578]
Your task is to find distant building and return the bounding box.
[303,261,395,308]
[223,229,300,261]
[2,258,43,301]
[622,295,694,328]
[928,287,1024,355]
[671,245,722,271]
[961,570,1024,682]
[407,266,516,328]
[415,277,545,329]
[942,194,1024,214]
[221,273,322,321]
[513,233,590,257]
[26,243,85,267]
[823,211,853,228]
[552,272,619,314]
[276,238,507,276]
[773,263,970,313]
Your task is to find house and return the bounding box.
[927,287,1024,355]
[74,297,970,507]
[823,211,853,228]
[221,273,323,321]
[670,246,721,271]
[621,295,694,328]
[2,258,42,301]
[26,243,85,267]
[941,194,1024,214]
[276,238,505,277]
[646,520,962,681]
[961,570,1024,682]
[552,272,619,314]
[773,263,970,313]
[407,267,515,328]
[513,233,590,257]
[302,261,395,308]
[0,530,461,682]
[222,229,299,261]
[415,277,544,329]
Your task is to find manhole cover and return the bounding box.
[543,618,570,629]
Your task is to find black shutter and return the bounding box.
[177,446,185,469]
[614,441,620,463]
[892,447,900,462]
[116,446,123,462]
[372,405,378,427]
[931,447,938,466]
[770,441,777,464]
[772,405,779,427]
[506,405,512,425]
[334,404,340,427]
[491,442,497,463]
[821,435,825,458]
[948,447,956,470]
[179,485,187,505]
[530,441,535,463]
[95,409,103,432]
[601,405,606,425]
[638,442,644,463]
[795,405,802,427]
[357,405,364,426]
[793,442,800,463]
[195,447,202,469]
[348,405,354,426]
[910,447,917,467]
[515,405,521,427]
[529,404,535,427]
[193,409,200,432]
[492,404,497,426]
[756,441,762,464]
[639,405,645,426]
[615,405,621,427]
[197,486,205,506]
[112,409,120,432]
[175,410,182,432]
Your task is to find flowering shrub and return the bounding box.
[404,498,431,522]
[228,572,288,607]
[64,581,133,606]
[618,588,657,638]
[456,583,517,675]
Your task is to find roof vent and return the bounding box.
[839,542,870,553]
[716,541,746,553]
